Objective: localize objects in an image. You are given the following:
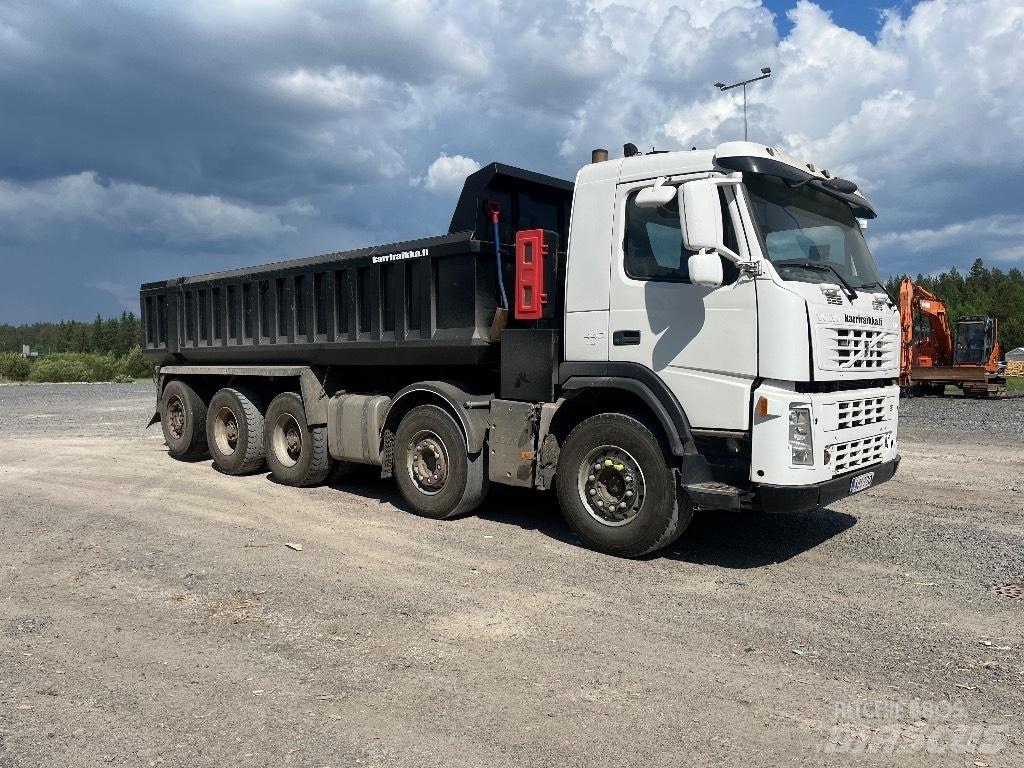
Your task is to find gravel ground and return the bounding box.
[0,382,1021,767]
[899,392,1024,446]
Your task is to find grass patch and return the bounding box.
[1006,377,1024,393]
[0,347,151,383]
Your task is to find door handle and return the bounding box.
[613,330,641,346]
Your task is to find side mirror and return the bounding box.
[635,177,675,208]
[680,178,742,263]
[680,178,723,252]
[688,250,724,289]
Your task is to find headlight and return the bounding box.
[789,405,813,466]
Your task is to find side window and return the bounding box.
[624,187,739,284]
[624,190,693,281]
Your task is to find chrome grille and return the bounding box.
[821,327,898,371]
[831,433,889,476]
[837,397,888,430]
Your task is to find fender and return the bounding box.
[151,364,331,425]
[558,361,697,457]
[384,381,492,454]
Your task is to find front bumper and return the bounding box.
[756,455,900,513]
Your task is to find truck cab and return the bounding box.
[560,141,899,514]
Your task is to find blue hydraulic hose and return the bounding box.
[493,218,508,310]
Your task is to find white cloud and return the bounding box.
[869,214,1024,253]
[415,154,481,194]
[91,280,137,311]
[0,172,298,245]
[269,67,389,113]
[991,245,1024,264]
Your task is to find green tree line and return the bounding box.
[0,312,141,355]
[886,258,1024,353]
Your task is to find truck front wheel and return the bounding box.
[394,405,488,520]
[160,379,208,459]
[206,387,266,475]
[555,413,692,557]
[264,392,332,487]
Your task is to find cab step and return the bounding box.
[684,481,745,510]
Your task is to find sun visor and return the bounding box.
[715,150,877,219]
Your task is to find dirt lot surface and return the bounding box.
[1,383,1021,767]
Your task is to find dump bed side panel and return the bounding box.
[140,232,500,367]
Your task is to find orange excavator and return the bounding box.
[898,277,1005,397]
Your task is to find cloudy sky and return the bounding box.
[1,0,1022,323]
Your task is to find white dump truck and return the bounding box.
[140,141,901,557]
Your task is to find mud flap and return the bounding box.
[146,410,161,428]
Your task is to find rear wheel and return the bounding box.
[160,379,208,459]
[206,387,265,475]
[394,405,488,519]
[555,413,692,557]
[264,391,332,487]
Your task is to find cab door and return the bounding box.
[607,178,759,431]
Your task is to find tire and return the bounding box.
[394,404,488,520]
[555,413,693,557]
[264,391,333,487]
[160,379,208,459]
[206,387,265,475]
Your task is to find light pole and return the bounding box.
[714,67,772,141]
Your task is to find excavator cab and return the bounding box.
[954,316,997,367]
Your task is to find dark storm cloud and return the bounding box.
[0,0,1022,322]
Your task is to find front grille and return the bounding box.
[837,397,888,430]
[821,327,898,371]
[831,432,889,476]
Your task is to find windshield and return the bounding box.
[955,321,990,366]
[745,174,883,289]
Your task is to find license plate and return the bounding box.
[850,472,875,494]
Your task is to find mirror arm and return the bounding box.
[704,245,742,264]
[702,247,762,276]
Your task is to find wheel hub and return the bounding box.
[167,395,185,439]
[577,446,646,526]
[213,406,240,456]
[408,432,448,495]
[272,413,303,468]
[224,417,238,446]
[285,425,301,459]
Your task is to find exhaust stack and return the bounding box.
[591,148,609,163]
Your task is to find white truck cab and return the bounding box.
[562,141,899,512]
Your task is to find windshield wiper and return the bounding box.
[774,259,858,301]
[857,280,896,309]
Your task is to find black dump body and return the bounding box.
[140,163,572,368]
